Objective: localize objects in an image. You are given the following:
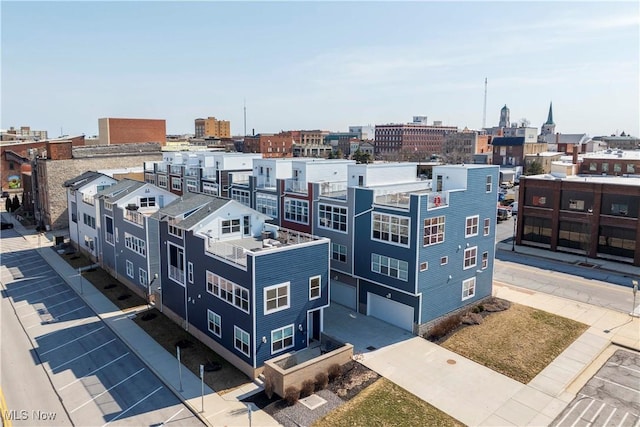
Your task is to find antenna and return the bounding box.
[482,77,487,129]
[243,99,247,137]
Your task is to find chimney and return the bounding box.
[572,145,579,165]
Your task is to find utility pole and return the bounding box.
[482,77,488,129]
[243,99,247,137]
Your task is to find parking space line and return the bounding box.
[70,368,145,413]
[587,402,606,425]
[7,277,63,291]
[619,412,630,427]
[603,408,617,427]
[26,306,88,329]
[50,339,116,371]
[572,399,595,427]
[39,326,105,356]
[594,376,640,394]
[163,408,184,424]
[16,289,72,307]
[11,283,65,299]
[22,297,79,318]
[102,386,163,426]
[39,317,95,339]
[606,362,640,375]
[60,352,130,391]
[556,396,586,426]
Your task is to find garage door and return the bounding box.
[330,280,357,310]
[367,292,414,332]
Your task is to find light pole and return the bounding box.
[511,215,517,252]
[631,280,639,318]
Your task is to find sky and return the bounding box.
[2,1,639,138]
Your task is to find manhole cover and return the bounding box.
[366,346,377,351]
[300,394,327,410]
[447,359,456,365]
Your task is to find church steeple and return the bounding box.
[545,102,554,125]
[541,102,556,136]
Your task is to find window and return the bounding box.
[485,175,492,192]
[424,216,445,246]
[206,271,249,313]
[614,163,622,173]
[140,197,156,208]
[483,218,491,236]
[171,177,182,191]
[602,163,609,173]
[256,194,278,216]
[309,276,321,300]
[221,219,241,234]
[145,173,155,184]
[271,325,294,353]
[462,277,476,300]
[168,218,183,238]
[568,199,585,210]
[83,213,96,229]
[464,247,477,269]
[589,162,597,171]
[371,254,409,281]
[264,283,290,314]
[207,310,221,337]
[372,213,409,245]
[157,175,167,188]
[104,201,113,211]
[186,179,198,193]
[420,262,428,271]
[284,198,308,224]
[124,233,146,256]
[318,204,347,232]
[482,251,488,269]
[105,216,114,245]
[126,260,134,278]
[203,182,217,195]
[139,268,148,286]
[234,326,250,357]
[187,262,194,283]
[168,243,185,285]
[440,256,448,265]
[231,189,250,206]
[332,243,347,262]
[465,216,479,237]
[627,164,635,174]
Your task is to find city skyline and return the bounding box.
[2,1,638,138]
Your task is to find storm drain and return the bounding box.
[299,394,327,410]
[366,346,377,351]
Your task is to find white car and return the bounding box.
[510,202,518,216]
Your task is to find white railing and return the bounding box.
[206,240,248,267]
[202,167,217,179]
[105,232,114,244]
[168,265,184,284]
[319,181,347,199]
[82,194,95,205]
[124,210,145,226]
[230,172,251,185]
[285,179,308,194]
[374,192,411,209]
[257,178,277,189]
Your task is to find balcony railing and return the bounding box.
[105,232,114,244]
[319,181,347,199]
[82,194,95,205]
[256,178,277,189]
[185,167,200,177]
[285,179,308,194]
[206,241,248,267]
[374,192,412,209]
[168,265,184,284]
[124,210,145,226]
[202,167,217,179]
[230,172,251,185]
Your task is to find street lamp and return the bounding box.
[511,215,517,252]
[631,280,639,318]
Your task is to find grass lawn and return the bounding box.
[441,303,588,383]
[313,378,463,427]
[58,250,249,394]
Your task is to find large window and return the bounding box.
[126,260,134,278]
[171,177,182,191]
[462,277,476,300]
[598,225,636,259]
[318,204,347,232]
[203,182,217,195]
[125,232,146,256]
[186,179,198,193]
[371,254,408,281]
[206,271,249,313]
[284,198,309,224]
[465,216,479,237]
[483,218,491,236]
[522,216,552,245]
[231,189,250,206]
[332,243,347,262]
[168,243,185,285]
[463,247,477,269]
[140,197,156,208]
[157,175,167,188]
[139,268,148,286]
[234,326,250,357]
[423,216,445,246]
[105,216,114,245]
[83,213,96,229]
[264,283,290,314]
[309,276,321,300]
[271,325,294,354]
[256,194,278,217]
[207,310,221,337]
[485,175,492,192]
[221,219,241,234]
[372,213,409,246]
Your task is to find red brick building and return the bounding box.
[243,132,294,158]
[98,118,166,146]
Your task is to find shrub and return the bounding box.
[301,379,315,397]
[284,386,300,406]
[315,372,329,390]
[426,313,462,341]
[328,363,342,381]
[263,375,274,399]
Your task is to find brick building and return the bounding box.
[374,118,457,159]
[98,118,166,146]
[194,117,231,139]
[243,132,294,158]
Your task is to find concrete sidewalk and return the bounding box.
[3,215,279,427]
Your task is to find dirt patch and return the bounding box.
[327,361,380,400]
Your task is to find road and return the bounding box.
[0,226,203,427]
[494,218,638,314]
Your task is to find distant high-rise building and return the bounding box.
[194,117,231,139]
[540,102,556,136]
[499,105,510,128]
[374,118,457,158]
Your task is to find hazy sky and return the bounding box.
[2,1,639,138]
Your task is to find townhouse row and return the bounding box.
[67,154,500,377]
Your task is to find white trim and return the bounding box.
[234,326,250,357]
[126,260,134,278]
[462,277,476,300]
[371,212,410,247]
[309,275,321,300]
[207,309,222,338]
[264,282,290,315]
[465,215,479,238]
[463,246,478,270]
[187,262,194,284]
[270,324,295,355]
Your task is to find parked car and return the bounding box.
[1,191,9,199]
[509,202,519,216]
[497,207,512,222]
[1,221,14,230]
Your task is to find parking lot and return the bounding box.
[552,349,640,427]
[1,228,202,426]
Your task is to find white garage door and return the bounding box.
[367,292,414,332]
[331,280,357,310]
